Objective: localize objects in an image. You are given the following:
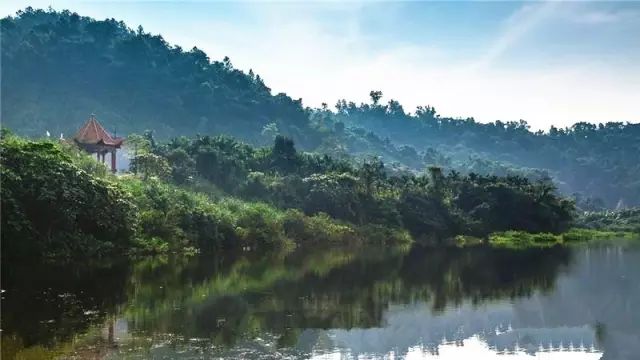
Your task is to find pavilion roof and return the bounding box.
[73,115,123,147]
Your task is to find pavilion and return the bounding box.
[73,114,123,173]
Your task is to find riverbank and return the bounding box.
[2,132,637,261]
[486,228,639,249]
[120,175,413,255]
[1,133,413,261]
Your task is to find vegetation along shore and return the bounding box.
[2,130,637,261]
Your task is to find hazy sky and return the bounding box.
[2,1,639,129]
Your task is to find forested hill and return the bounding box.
[0,8,323,148]
[321,97,640,208]
[2,8,639,207]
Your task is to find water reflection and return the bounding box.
[1,259,130,358]
[2,243,639,359]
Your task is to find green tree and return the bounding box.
[132,153,171,179]
[369,90,383,106]
[1,136,136,259]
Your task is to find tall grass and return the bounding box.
[489,228,639,249]
[118,176,413,254]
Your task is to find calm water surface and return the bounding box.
[2,242,639,359]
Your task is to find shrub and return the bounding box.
[489,231,561,249]
[1,136,136,259]
[283,209,356,245]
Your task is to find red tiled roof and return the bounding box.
[74,115,123,147]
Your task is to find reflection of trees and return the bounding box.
[252,246,571,343]
[1,259,131,358]
[0,244,585,359]
[121,245,571,350]
[114,244,640,360]
[321,245,640,359]
[508,245,640,360]
[399,246,571,312]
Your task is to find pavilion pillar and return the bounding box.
[111,150,117,173]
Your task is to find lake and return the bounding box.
[2,242,639,359]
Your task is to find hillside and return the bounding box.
[0,8,321,147]
[2,8,639,207]
[323,96,640,207]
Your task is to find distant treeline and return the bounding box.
[322,97,640,208]
[2,8,639,207]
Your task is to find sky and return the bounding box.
[2,1,639,129]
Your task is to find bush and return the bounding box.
[1,136,137,259]
[488,228,639,249]
[283,209,356,245]
[234,201,287,248]
[357,224,413,246]
[489,231,561,249]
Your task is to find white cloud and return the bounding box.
[172,3,638,130]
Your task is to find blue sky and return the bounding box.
[2,1,639,129]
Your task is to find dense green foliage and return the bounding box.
[1,9,635,260]
[1,131,577,259]
[326,95,640,207]
[0,134,136,259]
[2,8,638,207]
[120,176,411,253]
[488,228,638,249]
[142,133,575,241]
[0,134,412,259]
[0,8,322,148]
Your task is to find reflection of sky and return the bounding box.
[310,301,600,359]
[303,245,640,359]
[103,245,638,359]
[310,336,601,360]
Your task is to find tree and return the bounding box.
[271,135,298,173]
[132,153,171,179]
[1,136,136,259]
[369,90,383,106]
[166,148,195,184]
[359,157,385,197]
[126,134,152,174]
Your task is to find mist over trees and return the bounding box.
[2,8,639,207]
[327,92,640,208]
